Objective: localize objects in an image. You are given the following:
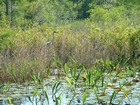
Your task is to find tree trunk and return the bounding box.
[6,0,9,15]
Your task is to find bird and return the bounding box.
[46,31,58,48]
[43,31,58,57]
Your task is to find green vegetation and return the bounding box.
[0,0,140,104]
[0,59,140,104]
[0,0,140,82]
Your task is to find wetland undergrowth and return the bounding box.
[0,58,140,105]
[0,1,140,104]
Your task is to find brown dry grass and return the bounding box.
[0,21,140,82]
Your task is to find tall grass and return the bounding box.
[0,20,140,82]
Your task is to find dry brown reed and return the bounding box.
[0,22,140,82]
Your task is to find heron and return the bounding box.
[46,31,58,47]
[43,31,58,57]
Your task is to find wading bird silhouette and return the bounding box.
[43,31,58,57]
[46,31,58,48]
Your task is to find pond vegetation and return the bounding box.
[0,0,140,105]
[0,59,140,105]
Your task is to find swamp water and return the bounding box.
[0,69,140,105]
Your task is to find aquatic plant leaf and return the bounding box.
[70,69,73,77]
[52,82,57,93]
[44,91,49,105]
[100,59,104,65]
[55,98,59,105]
[93,87,99,101]
[57,58,63,68]
[47,67,51,74]
[52,81,61,93]
[109,91,116,104]
[71,58,77,65]
[77,64,84,69]
[64,56,69,64]
[58,94,62,104]
[106,59,114,69]
[87,71,91,85]
[127,68,134,76]
[64,63,68,75]
[0,84,4,89]
[101,77,104,87]
[32,89,38,97]
[7,97,12,105]
[123,58,130,66]
[119,81,123,89]
[66,77,72,86]
[27,96,33,104]
[106,59,111,67]
[82,91,87,104]
[68,93,76,105]
[75,69,83,82]
[103,83,108,93]
[73,69,76,78]
[55,81,61,90]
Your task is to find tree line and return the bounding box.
[0,0,140,28]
